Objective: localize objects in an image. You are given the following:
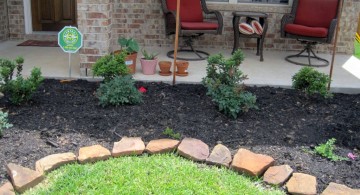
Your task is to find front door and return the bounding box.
[31,0,76,31]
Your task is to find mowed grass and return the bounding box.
[355,41,360,59]
[25,154,284,195]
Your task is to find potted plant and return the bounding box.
[175,61,189,76]
[140,49,158,75]
[114,37,139,74]
[158,61,172,76]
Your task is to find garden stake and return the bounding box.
[172,0,180,85]
[328,0,344,90]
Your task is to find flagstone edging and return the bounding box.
[1,137,359,195]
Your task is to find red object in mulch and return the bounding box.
[138,87,147,93]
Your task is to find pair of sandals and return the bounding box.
[238,18,263,35]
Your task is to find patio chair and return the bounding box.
[280,0,340,66]
[161,0,223,61]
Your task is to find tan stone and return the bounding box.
[286,173,317,195]
[0,182,15,195]
[263,165,293,185]
[35,152,76,173]
[112,137,145,157]
[145,139,179,154]
[230,148,275,176]
[322,182,360,195]
[78,145,111,164]
[6,163,44,193]
[206,144,232,167]
[177,138,209,162]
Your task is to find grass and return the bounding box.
[25,154,284,195]
[355,41,360,59]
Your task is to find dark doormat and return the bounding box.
[17,40,59,47]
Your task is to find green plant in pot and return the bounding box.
[140,49,159,75]
[115,37,140,74]
[92,51,129,82]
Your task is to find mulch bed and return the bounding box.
[0,79,359,192]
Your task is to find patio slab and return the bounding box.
[1,40,359,94]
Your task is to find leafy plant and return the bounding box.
[141,49,158,60]
[292,67,332,98]
[92,52,130,82]
[0,111,13,137]
[162,127,181,140]
[15,56,24,77]
[202,49,257,118]
[96,75,142,107]
[0,58,17,83]
[314,138,347,161]
[5,67,44,105]
[118,37,139,54]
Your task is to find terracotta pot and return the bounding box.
[158,61,172,73]
[140,58,158,75]
[113,50,137,74]
[176,61,189,74]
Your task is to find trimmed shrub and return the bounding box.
[92,52,129,82]
[202,50,257,118]
[292,67,332,98]
[96,75,142,107]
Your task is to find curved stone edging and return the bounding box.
[1,137,359,195]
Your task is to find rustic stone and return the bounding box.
[322,182,360,195]
[78,145,111,164]
[0,182,15,195]
[230,148,275,176]
[112,137,145,157]
[286,173,317,195]
[35,152,77,173]
[6,163,44,193]
[206,144,232,167]
[145,139,179,154]
[263,165,293,185]
[177,138,209,162]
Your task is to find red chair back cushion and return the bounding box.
[294,0,338,28]
[166,0,204,22]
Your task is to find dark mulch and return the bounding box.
[0,79,359,192]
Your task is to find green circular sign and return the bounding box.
[58,26,83,53]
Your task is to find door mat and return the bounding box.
[17,40,59,47]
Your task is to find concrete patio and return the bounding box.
[1,40,359,94]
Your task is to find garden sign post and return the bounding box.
[58,26,83,78]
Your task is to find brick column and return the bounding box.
[77,0,113,75]
[7,0,25,39]
[0,0,8,41]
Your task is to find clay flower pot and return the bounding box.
[114,50,138,74]
[176,61,189,76]
[140,58,158,75]
[158,61,172,76]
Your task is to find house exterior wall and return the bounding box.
[7,0,25,39]
[0,0,9,41]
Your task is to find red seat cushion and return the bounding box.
[181,22,218,30]
[285,24,328,38]
[294,0,338,28]
[166,0,203,22]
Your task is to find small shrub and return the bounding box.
[92,52,129,82]
[96,75,142,107]
[5,67,44,105]
[162,127,181,140]
[202,50,257,118]
[15,56,24,77]
[314,138,347,161]
[0,111,13,137]
[0,58,17,83]
[292,67,332,98]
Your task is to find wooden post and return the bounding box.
[172,0,180,85]
[328,0,344,90]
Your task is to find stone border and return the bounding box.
[1,137,359,195]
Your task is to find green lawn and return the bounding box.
[25,154,284,195]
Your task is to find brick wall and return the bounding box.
[7,0,24,39]
[0,0,8,41]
